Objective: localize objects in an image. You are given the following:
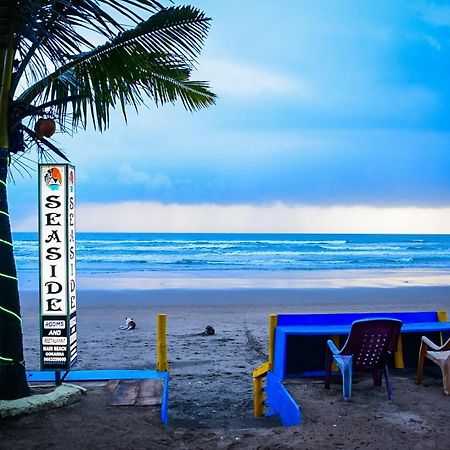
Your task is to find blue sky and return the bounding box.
[9,0,450,232]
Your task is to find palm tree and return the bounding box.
[0,0,216,400]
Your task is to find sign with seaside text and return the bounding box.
[39,164,77,370]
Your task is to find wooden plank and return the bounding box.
[253,361,270,378]
[136,379,163,406]
[157,314,168,371]
[253,376,264,417]
[268,314,278,368]
[109,380,140,406]
[104,379,119,394]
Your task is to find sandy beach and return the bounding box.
[1,285,448,448]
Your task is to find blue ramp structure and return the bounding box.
[27,314,170,426]
[26,369,170,425]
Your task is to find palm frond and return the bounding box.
[21,125,70,162]
[6,0,166,93]
[17,6,215,130]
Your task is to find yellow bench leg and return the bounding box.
[253,377,265,417]
[268,314,278,369]
[394,334,404,369]
[438,310,448,345]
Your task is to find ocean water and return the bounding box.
[12,233,450,290]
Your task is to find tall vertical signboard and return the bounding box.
[39,164,77,371]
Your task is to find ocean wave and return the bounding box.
[319,244,404,251]
[12,233,450,273]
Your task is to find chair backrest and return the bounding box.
[340,318,403,371]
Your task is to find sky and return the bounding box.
[9,0,450,233]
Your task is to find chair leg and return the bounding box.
[383,365,393,400]
[441,355,450,395]
[416,341,427,385]
[372,368,382,387]
[340,356,353,401]
[325,349,332,390]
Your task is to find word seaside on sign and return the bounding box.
[38,164,77,371]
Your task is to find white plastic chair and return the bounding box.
[416,336,450,395]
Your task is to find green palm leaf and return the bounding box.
[18,6,216,130]
[4,1,165,91]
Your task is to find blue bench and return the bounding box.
[253,310,450,427]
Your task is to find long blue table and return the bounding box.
[273,313,450,380]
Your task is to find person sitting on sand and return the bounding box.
[119,317,136,330]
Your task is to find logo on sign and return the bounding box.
[44,167,63,191]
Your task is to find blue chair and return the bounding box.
[325,318,403,401]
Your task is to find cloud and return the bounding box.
[197,59,314,99]
[418,4,450,27]
[13,202,450,233]
[424,35,442,51]
[8,128,450,214]
[117,164,173,191]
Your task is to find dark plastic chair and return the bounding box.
[325,318,403,401]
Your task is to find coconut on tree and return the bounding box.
[0,0,216,400]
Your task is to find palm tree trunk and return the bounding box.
[0,20,30,400]
[0,149,30,399]
[0,33,30,400]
